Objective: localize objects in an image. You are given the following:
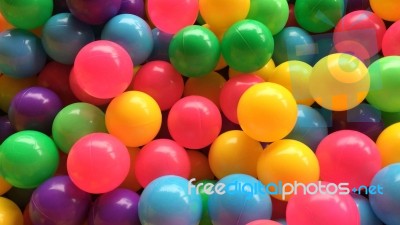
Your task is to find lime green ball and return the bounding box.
[221,19,274,73]
[247,0,289,35]
[169,25,220,77]
[52,103,107,154]
[0,131,59,188]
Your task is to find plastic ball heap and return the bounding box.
[1,0,400,225]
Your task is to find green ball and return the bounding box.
[247,0,289,35]
[169,25,220,77]
[0,0,53,30]
[0,130,59,188]
[52,102,107,154]
[196,180,217,225]
[221,19,274,73]
[295,0,344,33]
[366,56,400,112]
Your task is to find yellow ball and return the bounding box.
[237,82,297,142]
[376,122,400,167]
[0,197,23,225]
[209,130,263,179]
[229,59,275,81]
[309,53,369,111]
[269,60,314,106]
[370,0,400,22]
[105,91,162,147]
[0,176,11,195]
[257,139,320,201]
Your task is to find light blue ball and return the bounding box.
[41,13,95,65]
[101,14,153,65]
[208,174,272,225]
[138,175,202,225]
[0,29,47,78]
[370,163,400,225]
[351,193,383,225]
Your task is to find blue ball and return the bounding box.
[351,193,383,225]
[41,13,95,65]
[285,105,328,150]
[370,163,400,225]
[148,28,173,62]
[138,175,202,225]
[0,29,47,78]
[272,27,315,65]
[208,174,272,225]
[101,14,153,65]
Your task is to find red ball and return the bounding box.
[382,20,400,56]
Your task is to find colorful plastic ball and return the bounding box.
[382,21,400,56]
[196,180,216,225]
[72,40,133,99]
[0,130,59,188]
[29,176,92,225]
[105,91,162,147]
[139,175,202,225]
[237,82,297,142]
[119,147,142,192]
[333,10,386,61]
[118,0,144,18]
[351,193,383,225]
[285,105,327,150]
[208,174,273,225]
[8,87,63,134]
[168,96,222,149]
[209,130,263,179]
[257,139,320,201]
[67,133,130,193]
[0,176,11,195]
[268,60,314,105]
[367,56,400,112]
[316,130,381,188]
[229,59,276,81]
[147,0,198,34]
[37,61,78,105]
[135,139,190,187]
[221,20,274,73]
[286,182,360,225]
[309,53,370,111]
[272,27,315,65]
[187,150,214,181]
[246,0,288,35]
[370,163,400,224]
[183,72,226,108]
[0,0,52,29]
[52,102,107,154]
[376,122,400,167]
[88,188,140,225]
[169,25,220,77]
[330,103,384,141]
[148,28,173,62]
[0,197,23,225]
[246,220,282,225]
[370,0,400,22]
[41,13,95,65]
[0,29,47,78]
[101,14,153,65]
[0,13,13,32]
[0,116,15,144]
[294,0,344,33]
[132,60,184,111]
[66,0,121,25]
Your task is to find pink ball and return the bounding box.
[334,10,386,61]
[134,139,190,187]
[168,96,222,149]
[147,0,199,34]
[316,130,381,188]
[67,133,130,194]
[382,20,400,56]
[72,40,133,99]
[286,182,360,225]
[220,74,264,124]
[132,61,184,110]
[246,220,282,225]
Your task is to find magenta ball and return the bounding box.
[66,0,122,25]
[382,20,400,56]
[29,175,92,225]
[316,130,382,188]
[8,86,63,134]
[132,61,184,111]
[88,188,140,225]
[168,96,222,149]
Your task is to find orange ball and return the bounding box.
[187,150,214,181]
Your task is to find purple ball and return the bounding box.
[88,188,140,225]
[29,176,92,225]
[118,0,145,18]
[67,0,122,25]
[8,86,63,134]
[0,116,15,144]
